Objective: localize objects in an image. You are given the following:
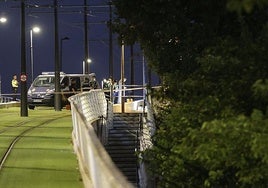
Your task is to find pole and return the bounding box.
[109,1,114,102]
[121,40,125,113]
[54,0,61,111]
[130,44,134,97]
[60,37,69,72]
[109,1,113,79]
[60,37,63,72]
[82,61,85,74]
[84,0,89,74]
[30,29,34,83]
[20,0,28,117]
[143,55,146,100]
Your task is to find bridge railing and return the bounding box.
[68,89,133,188]
[0,95,14,103]
[69,85,158,188]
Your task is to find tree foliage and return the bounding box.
[113,0,268,187]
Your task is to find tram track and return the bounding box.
[0,120,31,134]
[0,115,69,171]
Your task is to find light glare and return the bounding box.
[0,17,7,23]
[32,26,40,33]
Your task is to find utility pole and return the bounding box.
[54,0,61,111]
[130,44,134,97]
[121,39,125,113]
[109,1,113,80]
[20,0,28,117]
[108,1,114,102]
[84,0,89,74]
[60,36,70,71]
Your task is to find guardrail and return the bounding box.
[68,90,133,188]
[68,86,157,188]
[0,95,20,109]
[0,95,14,103]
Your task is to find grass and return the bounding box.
[0,107,83,188]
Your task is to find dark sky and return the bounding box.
[0,0,154,95]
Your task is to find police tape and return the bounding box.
[0,85,162,95]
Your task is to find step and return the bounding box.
[106,113,142,186]
[105,146,137,151]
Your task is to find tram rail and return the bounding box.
[0,115,68,170]
[0,107,83,188]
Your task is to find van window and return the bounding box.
[33,77,55,87]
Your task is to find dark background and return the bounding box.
[0,0,155,95]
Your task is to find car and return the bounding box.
[27,72,98,109]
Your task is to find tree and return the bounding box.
[113,0,268,187]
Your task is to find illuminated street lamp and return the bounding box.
[0,17,7,23]
[30,26,41,82]
[83,58,92,74]
[0,17,6,97]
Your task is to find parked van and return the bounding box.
[27,72,99,109]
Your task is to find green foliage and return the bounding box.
[227,0,268,13]
[113,0,268,187]
[145,109,268,187]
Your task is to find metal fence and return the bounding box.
[68,86,156,188]
[68,89,134,188]
[0,96,14,103]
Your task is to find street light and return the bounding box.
[83,58,92,74]
[60,36,69,72]
[30,26,40,83]
[0,17,7,23]
[0,17,6,97]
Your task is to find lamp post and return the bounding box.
[20,0,28,117]
[0,17,7,97]
[30,26,40,83]
[83,58,92,74]
[60,36,69,72]
[120,39,125,112]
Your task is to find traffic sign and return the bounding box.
[20,74,27,82]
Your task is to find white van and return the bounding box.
[27,72,98,109]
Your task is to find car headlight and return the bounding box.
[28,88,35,96]
[46,89,54,95]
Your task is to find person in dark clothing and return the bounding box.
[89,75,99,89]
[69,78,78,93]
[82,77,91,91]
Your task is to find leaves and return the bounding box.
[113,0,268,187]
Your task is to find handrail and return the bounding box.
[68,86,157,188]
[68,90,134,188]
[0,96,15,103]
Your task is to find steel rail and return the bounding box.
[0,115,68,171]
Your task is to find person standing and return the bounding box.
[11,74,19,101]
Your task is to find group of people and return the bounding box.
[102,77,127,104]
[60,75,100,103]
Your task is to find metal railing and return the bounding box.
[68,89,134,188]
[68,86,157,188]
[0,95,15,103]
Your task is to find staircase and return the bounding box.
[105,113,141,187]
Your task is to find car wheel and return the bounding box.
[29,105,35,110]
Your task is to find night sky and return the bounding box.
[0,0,153,95]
